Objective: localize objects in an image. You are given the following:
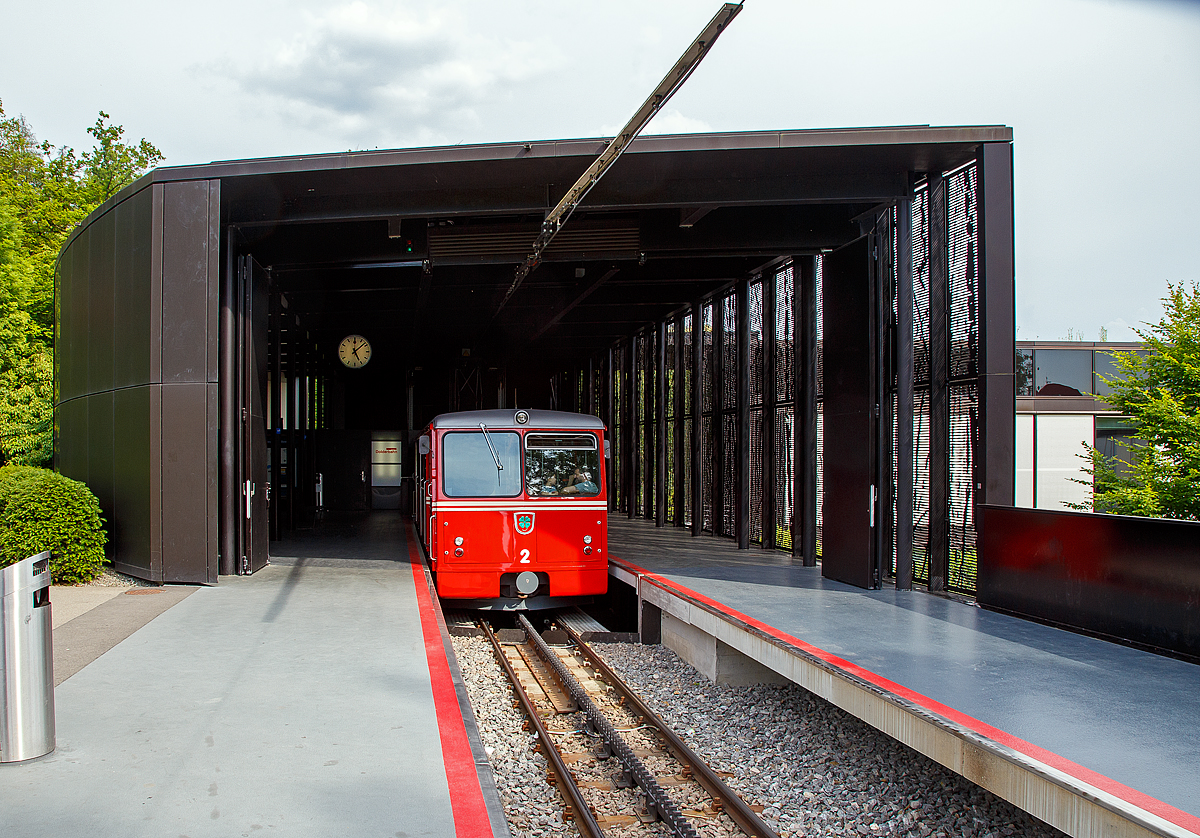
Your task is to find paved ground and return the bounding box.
[50,585,198,686]
[2,551,468,838]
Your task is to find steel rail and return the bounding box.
[517,614,701,838]
[482,620,606,838]
[494,2,744,317]
[558,622,780,838]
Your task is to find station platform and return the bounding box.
[0,516,507,838]
[607,517,1200,838]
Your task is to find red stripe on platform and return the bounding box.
[409,530,493,838]
[612,555,1200,834]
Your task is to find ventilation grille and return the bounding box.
[428,224,639,263]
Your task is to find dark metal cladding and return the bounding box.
[87,391,116,562]
[977,143,1016,508]
[895,196,915,590]
[161,180,215,384]
[820,237,877,589]
[927,175,951,592]
[428,408,605,430]
[89,208,116,395]
[735,277,750,549]
[113,386,152,578]
[161,383,215,584]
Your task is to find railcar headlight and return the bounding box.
[583,535,592,544]
[454,537,464,546]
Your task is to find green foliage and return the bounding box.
[80,111,163,205]
[0,465,107,584]
[0,99,162,467]
[1076,281,1200,520]
[0,195,53,465]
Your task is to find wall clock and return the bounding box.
[338,334,372,368]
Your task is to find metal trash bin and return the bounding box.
[1,550,55,763]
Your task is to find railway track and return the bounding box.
[481,613,779,838]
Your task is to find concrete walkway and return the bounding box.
[2,555,474,837]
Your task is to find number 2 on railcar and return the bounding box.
[414,409,609,610]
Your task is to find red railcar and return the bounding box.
[414,409,609,610]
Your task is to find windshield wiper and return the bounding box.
[478,423,504,477]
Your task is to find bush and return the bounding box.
[0,465,107,583]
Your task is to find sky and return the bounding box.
[2,0,1198,341]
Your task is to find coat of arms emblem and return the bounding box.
[515,513,535,535]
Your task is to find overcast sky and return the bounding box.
[3,0,1198,340]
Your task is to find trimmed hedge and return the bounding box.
[0,465,107,584]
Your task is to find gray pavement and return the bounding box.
[1,558,461,838]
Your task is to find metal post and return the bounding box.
[218,231,238,576]
[625,337,636,518]
[873,213,892,590]
[896,193,915,590]
[655,321,667,527]
[797,256,818,566]
[240,256,252,573]
[269,284,282,542]
[690,302,703,536]
[673,312,685,527]
[287,313,298,533]
[606,347,616,508]
[712,298,726,536]
[643,333,655,520]
[736,278,750,549]
[928,174,951,591]
[587,357,596,416]
[762,271,777,551]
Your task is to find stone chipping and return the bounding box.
[453,634,1069,838]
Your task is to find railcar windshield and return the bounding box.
[525,433,602,498]
[442,431,523,497]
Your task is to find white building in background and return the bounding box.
[1014,341,1141,510]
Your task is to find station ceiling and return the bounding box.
[162,125,1011,369]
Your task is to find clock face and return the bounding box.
[338,335,372,368]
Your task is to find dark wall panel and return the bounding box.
[820,237,875,588]
[113,386,152,577]
[206,383,219,584]
[63,227,89,402]
[207,181,220,384]
[977,143,1015,508]
[57,398,88,483]
[86,391,116,560]
[979,505,1200,660]
[88,211,115,395]
[161,383,212,583]
[161,180,213,383]
[114,188,153,389]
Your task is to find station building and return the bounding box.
[54,125,1015,592]
[1013,340,1141,511]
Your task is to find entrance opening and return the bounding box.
[229,207,836,563]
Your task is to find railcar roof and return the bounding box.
[428,409,606,430]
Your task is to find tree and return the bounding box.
[0,100,162,466]
[1077,281,1200,520]
[0,194,53,465]
[80,111,163,204]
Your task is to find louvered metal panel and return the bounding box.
[428,224,639,263]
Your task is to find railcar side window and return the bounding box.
[442,432,522,497]
[526,434,601,498]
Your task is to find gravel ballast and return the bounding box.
[452,635,1068,838]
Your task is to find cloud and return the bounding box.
[227,2,554,146]
[643,108,712,135]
